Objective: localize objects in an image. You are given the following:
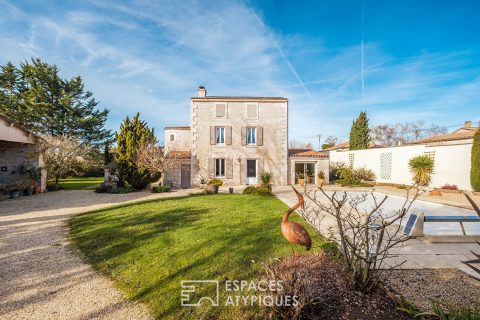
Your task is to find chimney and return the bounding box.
[464,121,472,128]
[197,86,206,98]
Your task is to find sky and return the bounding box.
[1,0,479,146]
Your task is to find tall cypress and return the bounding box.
[349,111,371,150]
[471,128,480,191]
[115,113,159,189]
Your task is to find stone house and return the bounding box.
[0,113,46,191]
[163,86,329,188]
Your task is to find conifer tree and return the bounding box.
[349,111,371,150]
[115,113,160,189]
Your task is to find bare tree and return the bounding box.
[289,138,313,149]
[371,121,447,146]
[40,135,92,184]
[134,144,181,182]
[296,184,423,292]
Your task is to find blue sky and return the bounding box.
[1,0,479,146]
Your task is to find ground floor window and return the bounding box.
[215,158,225,177]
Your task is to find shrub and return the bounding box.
[408,155,434,186]
[336,167,361,186]
[354,167,376,181]
[259,171,273,187]
[110,186,136,194]
[47,184,64,191]
[242,186,272,196]
[95,182,113,193]
[330,162,347,181]
[471,129,480,191]
[151,185,170,193]
[202,185,216,195]
[207,178,223,187]
[441,183,458,190]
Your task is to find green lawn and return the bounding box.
[57,177,103,190]
[69,194,324,319]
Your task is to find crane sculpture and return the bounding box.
[281,186,312,250]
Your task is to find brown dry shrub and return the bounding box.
[261,253,410,320]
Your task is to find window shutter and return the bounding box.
[241,126,247,146]
[225,126,232,145]
[226,158,233,179]
[256,126,263,146]
[216,104,226,117]
[208,158,215,178]
[210,126,216,145]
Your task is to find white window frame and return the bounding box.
[245,102,259,119]
[216,127,225,144]
[247,127,256,145]
[215,158,226,178]
[215,103,228,118]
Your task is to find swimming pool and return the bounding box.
[317,191,480,236]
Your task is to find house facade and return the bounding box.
[163,86,330,188]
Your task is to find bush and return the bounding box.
[354,167,376,181]
[409,155,435,186]
[202,185,216,195]
[110,186,136,194]
[95,182,113,193]
[259,171,273,187]
[151,185,170,193]
[207,178,223,187]
[242,186,272,196]
[441,183,458,190]
[471,129,480,191]
[336,167,361,186]
[47,184,64,191]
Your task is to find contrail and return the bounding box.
[248,6,316,103]
[361,0,365,108]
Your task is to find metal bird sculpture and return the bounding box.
[281,186,312,250]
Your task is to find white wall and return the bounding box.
[329,143,473,191]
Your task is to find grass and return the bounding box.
[57,177,103,190]
[69,194,325,319]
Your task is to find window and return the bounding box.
[216,127,225,144]
[215,158,225,177]
[247,127,256,145]
[246,104,258,118]
[169,134,175,142]
[215,104,226,118]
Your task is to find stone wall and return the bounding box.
[0,141,40,186]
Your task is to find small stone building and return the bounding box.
[0,114,46,191]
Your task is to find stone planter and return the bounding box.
[9,191,20,199]
[229,187,234,194]
[297,178,304,185]
[317,179,325,186]
[23,188,33,196]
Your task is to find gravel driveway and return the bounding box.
[0,189,194,320]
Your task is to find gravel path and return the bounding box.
[0,189,194,320]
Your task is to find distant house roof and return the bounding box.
[410,126,478,145]
[0,113,42,143]
[323,141,384,151]
[164,126,191,130]
[288,148,328,158]
[191,96,287,102]
[169,150,191,159]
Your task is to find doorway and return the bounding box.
[246,159,257,185]
[180,164,191,188]
[294,162,315,185]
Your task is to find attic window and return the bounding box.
[246,104,258,118]
[215,104,226,118]
[170,134,175,142]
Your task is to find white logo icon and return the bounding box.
[181,280,219,307]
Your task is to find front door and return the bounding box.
[180,164,191,188]
[247,159,257,185]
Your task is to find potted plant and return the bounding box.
[259,171,273,191]
[7,184,22,199]
[297,173,305,186]
[23,184,34,196]
[317,170,325,186]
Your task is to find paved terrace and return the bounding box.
[274,185,480,279]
